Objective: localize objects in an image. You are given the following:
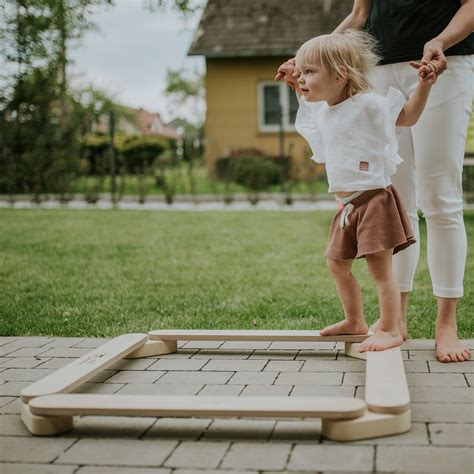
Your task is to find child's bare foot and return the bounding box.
[370,318,408,340]
[359,330,403,352]
[320,320,369,337]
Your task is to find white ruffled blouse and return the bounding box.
[295,87,406,193]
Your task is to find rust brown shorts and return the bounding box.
[325,185,416,261]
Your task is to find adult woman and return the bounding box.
[276,0,474,362]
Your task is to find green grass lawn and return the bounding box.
[1,209,473,339]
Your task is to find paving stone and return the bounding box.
[402,339,436,350]
[406,373,468,386]
[0,357,13,365]
[0,337,18,346]
[77,467,170,474]
[1,398,21,414]
[202,360,267,372]
[35,358,81,369]
[411,402,473,422]
[191,350,251,360]
[42,337,86,348]
[0,414,31,436]
[159,349,198,359]
[240,385,291,396]
[290,385,356,397]
[0,368,54,382]
[376,446,473,472]
[1,464,78,474]
[221,442,292,470]
[264,361,304,372]
[147,359,207,371]
[301,360,365,372]
[70,415,156,438]
[270,341,335,350]
[288,445,374,471]
[1,337,51,350]
[111,358,158,371]
[408,350,438,361]
[145,417,212,440]
[164,441,230,468]
[197,384,243,396]
[428,360,474,373]
[0,381,30,396]
[271,420,322,441]
[56,438,178,466]
[4,347,53,357]
[342,373,365,385]
[105,370,165,384]
[466,374,473,386]
[221,341,271,350]
[175,470,254,474]
[228,371,278,385]
[295,350,338,360]
[181,341,223,349]
[249,350,297,360]
[0,436,76,463]
[72,337,111,348]
[429,423,474,446]
[0,357,50,369]
[403,386,473,403]
[73,383,124,395]
[323,422,429,446]
[157,371,233,385]
[117,383,203,395]
[88,369,117,383]
[402,361,430,372]
[276,372,343,385]
[38,347,91,358]
[463,339,474,349]
[203,419,275,440]
[0,396,16,407]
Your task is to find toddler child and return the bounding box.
[290,30,439,352]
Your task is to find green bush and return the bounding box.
[233,156,281,191]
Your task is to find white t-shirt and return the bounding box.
[295,87,406,193]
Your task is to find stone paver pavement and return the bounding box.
[0,336,473,473]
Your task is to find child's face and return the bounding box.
[297,58,345,104]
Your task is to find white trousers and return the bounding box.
[371,55,474,298]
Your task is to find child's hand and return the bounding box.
[275,58,299,91]
[409,60,440,85]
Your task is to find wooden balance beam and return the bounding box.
[20,332,411,441]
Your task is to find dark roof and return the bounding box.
[188,0,354,58]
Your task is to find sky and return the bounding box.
[70,0,205,122]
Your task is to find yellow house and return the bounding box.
[188,0,353,176]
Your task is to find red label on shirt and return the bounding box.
[359,161,369,171]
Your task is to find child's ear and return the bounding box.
[335,66,348,85]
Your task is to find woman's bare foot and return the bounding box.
[320,320,369,337]
[370,318,408,340]
[435,324,471,363]
[359,330,403,352]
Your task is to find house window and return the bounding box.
[258,82,298,132]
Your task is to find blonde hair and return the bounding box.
[295,30,381,97]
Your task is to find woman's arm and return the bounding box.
[421,0,474,74]
[333,0,372,33]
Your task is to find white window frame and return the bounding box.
[257,81,297,133]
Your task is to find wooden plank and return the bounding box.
[20,333,148,402]
[29,394,367,420]
[125,340,177,359]
[21,402,73,436]
[149,329,371,343]
[322,409,411,441]
[365,347,410,415]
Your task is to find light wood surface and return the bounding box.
[344,342,367,360]
[20,333,148,402]
[125,340,177,359]
[21,402,73,436]
[322,409,411,441]
[366,347,410,414]
[149,329,372,343]
[29,394,367,419]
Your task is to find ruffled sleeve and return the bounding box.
[383,87,406,176]
[294,95,325,163]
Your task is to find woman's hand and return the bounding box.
[421,38,448,75]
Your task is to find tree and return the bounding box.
[143,0,204,15]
